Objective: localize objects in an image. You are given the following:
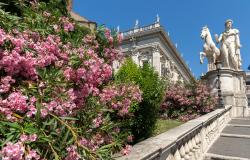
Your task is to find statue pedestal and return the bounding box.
[202,68,248,117]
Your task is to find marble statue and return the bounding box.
[215,19,242,70]
[200,26,220,70]
[156,14,160,23]
[117,25,120,33]
[200,19,242,71]
[134,19,139,29]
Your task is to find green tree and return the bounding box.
[116,58,166,142]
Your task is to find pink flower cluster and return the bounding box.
[0,142,24,160]
[179,114,199,122]
[102,28,124,64]
[104,48,123,64]
[0,92,37,121]
[41,100,78,117]
[104,28,114,44]
[33,35,69,68]
[63,47,113,107]
[162,85,192,110]
[92,113,103,128]
[65,145,80,160]
[0,134,40,160]
[194,83,216,112]
[0,76,15,93]
[60,17,75,32]
[0,28,69,81]
[120,145,132,155]
[104,28,122,44]
[20,134,38,142]
[161,82,216,121]
[25,149,40,160]
[79,133,107,152]
[83,35,99,50]
[99,84,142,117]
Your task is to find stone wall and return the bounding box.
[115,106,232,160]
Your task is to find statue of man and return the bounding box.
[215,19,242,70]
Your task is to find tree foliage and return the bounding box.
[115,59,166,142]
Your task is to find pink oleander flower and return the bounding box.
[79,137,89,146]
[42,100,78,117]
[92,113,103,128]
[40,108,48,118]
[20,134,28,142]
[99,83,142,117]
[7,92,28,112]
[29,134,38,142]
[121,145,132,155]
[0,142,25,159]
[26,105,37,118]
[0,76,15,93]
[25,149,40,160]
[64,22,74,32]
[0,28,7,45]
[65,145,80,160]
[60,17,75,32]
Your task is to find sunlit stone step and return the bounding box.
[207,136,250,159]
[205,153,250,160]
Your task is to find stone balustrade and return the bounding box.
[115,106,232,160]
[122,22,161,37]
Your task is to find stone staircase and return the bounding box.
[205,117,250,160]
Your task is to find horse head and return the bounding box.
[200,26,210,40]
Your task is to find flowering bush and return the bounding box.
[161,81,216,121]
[0,0,141,159]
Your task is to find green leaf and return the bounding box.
[60,116,78,121]
[1,135,14,147]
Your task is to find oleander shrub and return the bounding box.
[115,59,166,142]
[0,0,141,159]
[161,81,216,122]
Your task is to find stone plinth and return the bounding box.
[202,69,248,117]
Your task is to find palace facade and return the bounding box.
[118,20,194,83]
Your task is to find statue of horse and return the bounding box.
[200,26,220,70]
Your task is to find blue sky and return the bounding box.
[73,0,250,78]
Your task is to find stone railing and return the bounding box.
[122,22,161,37]
[115,106,232,160]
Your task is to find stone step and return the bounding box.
[205,153,250,160]
[229,119,250,125]
[222,125,250,135]
[227,124,250,128]
[221,133,250,139]
[231,117,250,121]
[207,136,250,159]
